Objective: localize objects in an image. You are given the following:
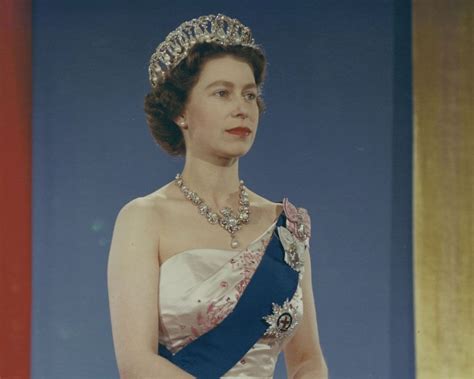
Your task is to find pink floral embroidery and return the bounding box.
[191,325,200,337]
[193,299,237,337]
[232,247,265,301]
[283,197,311,241]
[174,228,274,351]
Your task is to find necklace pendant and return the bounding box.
[174,173,250,250]
[230,237,240,249]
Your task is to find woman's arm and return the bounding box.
[107,198,194,379]
[283,246,328,379]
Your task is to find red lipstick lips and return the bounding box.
[226,127,252,137]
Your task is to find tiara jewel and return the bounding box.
[148,14,262,88]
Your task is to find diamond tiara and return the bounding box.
[148,13,262,88]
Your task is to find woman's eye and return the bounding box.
[244,93,257,101]
[215,90,229,97]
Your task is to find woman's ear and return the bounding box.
[174,115,188,129]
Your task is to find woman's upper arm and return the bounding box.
[107,197,161,377]
[284,244,328,378]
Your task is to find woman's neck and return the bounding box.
[179,156,243,210]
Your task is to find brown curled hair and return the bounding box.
[144,42,267,157]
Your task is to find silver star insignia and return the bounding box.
[262,298,299,340]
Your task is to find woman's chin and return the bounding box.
[216,145,252,160]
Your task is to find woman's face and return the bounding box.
[179,55,260,161]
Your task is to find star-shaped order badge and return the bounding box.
[262,298,299,341]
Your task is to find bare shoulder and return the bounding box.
[119,181,176,220]
[246,189,284,219]
[119,196,160,217]
[115,197,160,237]
[137,181,182,217]
[110,183,176,258]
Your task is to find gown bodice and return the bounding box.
[158,219,304,378]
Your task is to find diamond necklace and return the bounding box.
[174,173,250,249]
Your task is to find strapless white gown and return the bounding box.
[158,220,304,378]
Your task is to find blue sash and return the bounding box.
[158,211,299,378]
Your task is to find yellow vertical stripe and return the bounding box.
[413,1,474,378]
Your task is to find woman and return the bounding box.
[107,14,328,379]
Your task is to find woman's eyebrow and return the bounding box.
[204,80,257,90]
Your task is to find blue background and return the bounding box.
[31,0,413,378]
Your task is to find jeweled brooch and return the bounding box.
[282,198,311,242]
[262,298,299,341]
[277,226,305,273]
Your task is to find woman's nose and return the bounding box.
[232,97,249,119]
[233,109,248,119]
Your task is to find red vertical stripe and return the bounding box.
[0,1,32,378]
